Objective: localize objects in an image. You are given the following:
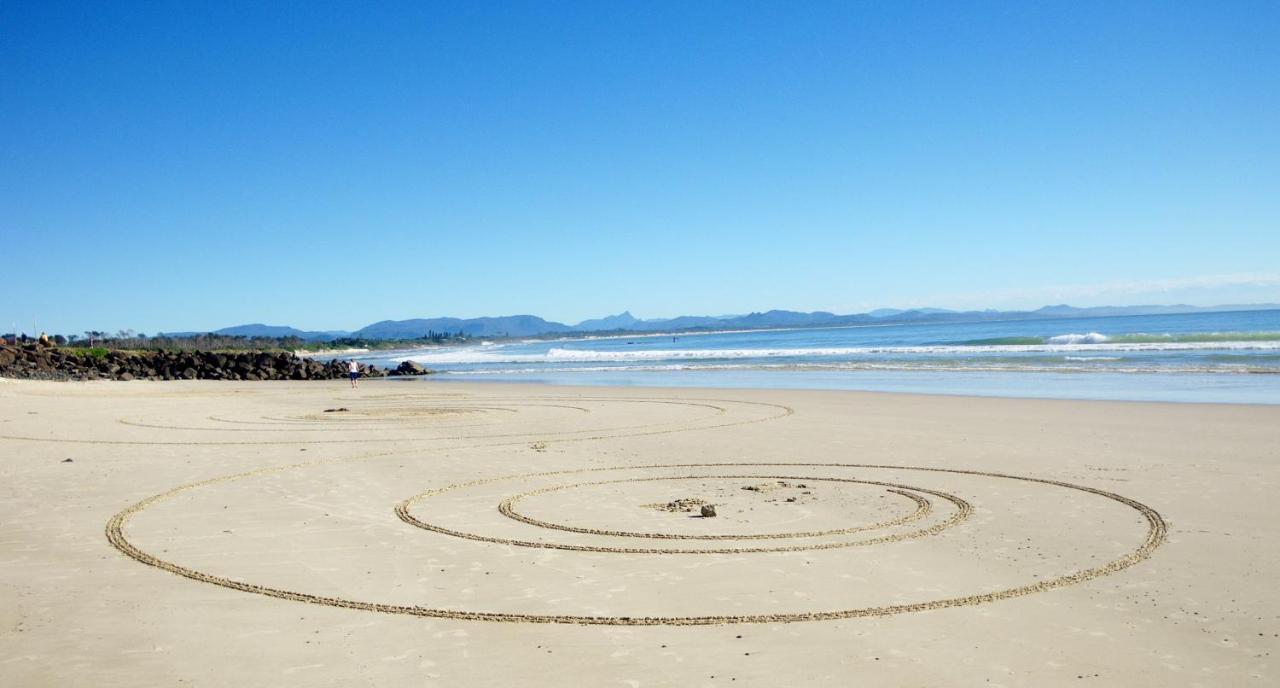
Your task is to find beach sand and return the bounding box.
[1,378,1277,686]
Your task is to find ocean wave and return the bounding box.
[402,339,1280,365]
[1047,332,1110,344]
[959,331,1280,346]
[440,361,1280,376]
[1110,331,1280,343]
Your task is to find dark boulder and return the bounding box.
[391,361,431,376]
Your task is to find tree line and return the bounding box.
[2,329,470,351]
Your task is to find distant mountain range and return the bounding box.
[159,303,1279,342]
[355,315,573,339]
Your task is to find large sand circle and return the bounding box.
[108,459,1165,625]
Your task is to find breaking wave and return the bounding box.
[959,331,1280,346]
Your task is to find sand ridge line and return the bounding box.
[225,403,575,422]
[7,397,792,445]
[115,406,528,432]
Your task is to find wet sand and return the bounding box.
[1,379,1277,686]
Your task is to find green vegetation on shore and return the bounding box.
[295,333,473,353]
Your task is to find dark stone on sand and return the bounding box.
[391,360,431,376]
[700,505,717,518]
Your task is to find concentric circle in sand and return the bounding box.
[107,460,1165,625]
[398,471,971,553]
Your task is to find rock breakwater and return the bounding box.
[0,343,429,381]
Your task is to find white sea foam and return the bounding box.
[441,361,1277,376]
[1047,332,1110,344]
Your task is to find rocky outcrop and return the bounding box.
[0,343,433,382]
[389,360,429,376]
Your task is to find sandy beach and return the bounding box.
[1,378,1277,686]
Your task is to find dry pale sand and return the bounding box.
[1,378,1277,686]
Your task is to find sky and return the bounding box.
[2,1,1278,334]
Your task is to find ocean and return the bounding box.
[356,309,1280,404]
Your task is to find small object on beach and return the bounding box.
[643,497,707,513]
[700,504,717,518]
[323,407,350,413]
[61,458,73,463]
[785,497,797,502]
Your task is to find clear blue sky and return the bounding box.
[3,1,1278,335]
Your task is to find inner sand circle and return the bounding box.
[496,475,933,540]
[398,472,970,554]
[107,461,1166,625]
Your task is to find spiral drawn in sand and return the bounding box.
[83,388,1168,626]
[107,454,1166,625]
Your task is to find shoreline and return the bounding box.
[341,310,1280,406]
[390,366,1280,406]
[7,373,1277,409]
[415,372,1280,407]
[3,341,1274,404]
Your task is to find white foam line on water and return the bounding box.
[435,362,1278,376]
[399,341,1280,365]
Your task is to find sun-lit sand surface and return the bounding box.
[1,378,1277,686]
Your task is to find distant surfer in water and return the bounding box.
[348,359,360,388]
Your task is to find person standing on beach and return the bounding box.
[347,359,360,388]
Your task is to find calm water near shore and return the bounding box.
[357,309,1280,404]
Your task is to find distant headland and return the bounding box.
[154,302,1280,342]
